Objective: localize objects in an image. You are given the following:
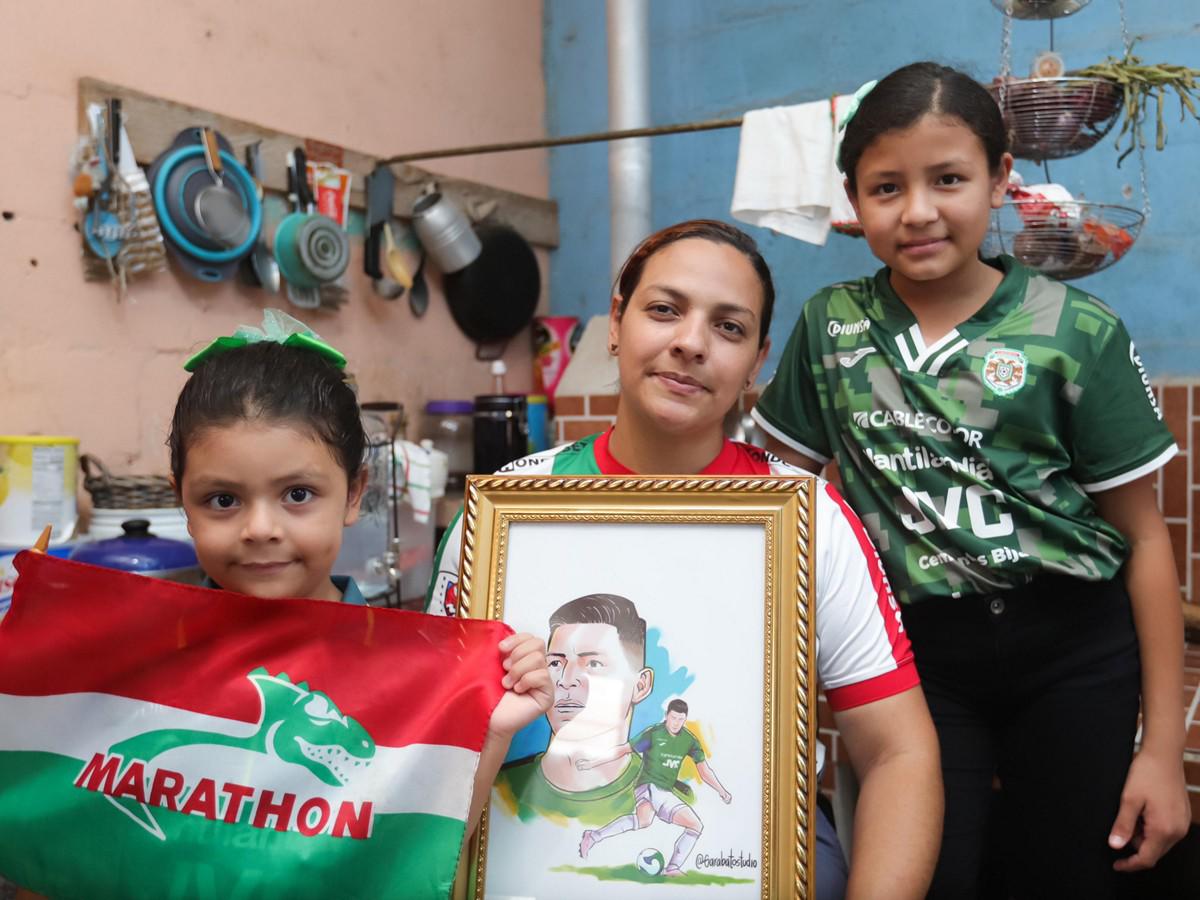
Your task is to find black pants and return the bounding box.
[901,574,1141,900]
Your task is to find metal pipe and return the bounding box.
[376,117,742,166]
[607,0,652,278]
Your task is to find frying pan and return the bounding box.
[442,223,540,346]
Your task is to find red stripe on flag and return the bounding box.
[0,553,511,751]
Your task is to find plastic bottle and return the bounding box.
[491,359,507,394]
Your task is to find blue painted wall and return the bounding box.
[543,1,1200,376]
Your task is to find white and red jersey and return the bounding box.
[428,430,917,715]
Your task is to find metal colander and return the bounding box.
[988,77,1122,160]
[983,200,1143,280]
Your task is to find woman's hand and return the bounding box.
[489,632,553,738]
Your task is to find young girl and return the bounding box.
[753,62,1189,898]
[168,318,552,847]
[429,220,943,899]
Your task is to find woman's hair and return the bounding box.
[613,219,775,347]
[839,61,1009,193]
[168,342,366,488]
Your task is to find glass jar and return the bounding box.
[422,401,475,490]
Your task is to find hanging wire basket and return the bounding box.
[984,199,1143,280]
[990,0,1092,19]
[988,77,1122,160]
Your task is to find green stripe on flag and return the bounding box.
[0,752,465,900]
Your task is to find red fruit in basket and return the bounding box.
[1082,219,1134,260]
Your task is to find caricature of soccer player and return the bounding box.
[577,699,731,876]
[493,593,654,823]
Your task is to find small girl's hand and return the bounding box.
[488,632,553,739]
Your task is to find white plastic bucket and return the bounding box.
[0,436,79,546]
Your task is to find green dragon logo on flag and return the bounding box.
[75,667,377,841]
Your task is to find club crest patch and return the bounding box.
[982,348,1027,396]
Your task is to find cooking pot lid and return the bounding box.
[70,519,198,572]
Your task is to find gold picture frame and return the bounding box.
[455,473,818,900]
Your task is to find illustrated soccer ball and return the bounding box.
[636,848,665,876]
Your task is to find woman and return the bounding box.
[429,220,942,899]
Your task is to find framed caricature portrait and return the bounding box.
[455,474,818,900]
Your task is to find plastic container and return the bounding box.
[423,401,474,490]
[532,316,583,403]
[0,436,79,546]
[526,394,550,453]
[474,395,529,474]
[334,440,392,601]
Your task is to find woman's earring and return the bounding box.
[609,343,619,355]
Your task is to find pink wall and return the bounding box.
[0,0,548,478]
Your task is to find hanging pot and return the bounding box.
[147,128,262,282]
[443,223,540,348]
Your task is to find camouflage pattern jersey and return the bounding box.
[752,255,1178,604]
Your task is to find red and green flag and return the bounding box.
[0,551,508,899]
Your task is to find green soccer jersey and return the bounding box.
[753,256,1177,604]
[492,752,641,826]
[631,723,705,790]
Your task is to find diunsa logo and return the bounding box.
[1129,341,1163,420]
[827,318,871,337]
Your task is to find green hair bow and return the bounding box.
[184,308,347,372]
[837,79,878,133]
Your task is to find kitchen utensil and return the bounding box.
[411,191,481,273]
[373,273,405,300]
[363,164,395,280]
[278,150,321,308]
[84,102,124,261]
[443,223,540,345]
[148,128,261,282]
[83,206,123,259]
[409,255,430,318]
[276,148,348,311]
[370,217,425,304]
[193,128,252,248]
[383,222,413,288]
[296,215,350,282]
[244,143,280,292]
[110,111,167,278]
